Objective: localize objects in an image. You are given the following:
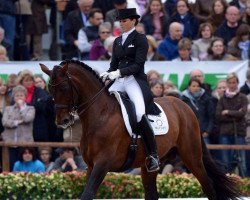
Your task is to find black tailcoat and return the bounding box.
[108,30,161,115]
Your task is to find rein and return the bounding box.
[48,71,109,116]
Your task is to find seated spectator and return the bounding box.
[150,79,164,97]
[92,0,114,17]
[146,69,161,85]
[157,22,183,60]
[216,73,248,177]
[2,85,35,170]
[124,167,141,175]
[192,0,213,23]
[230,0,247,17]
[141,0,169,43]
[105,0,139,29]
[243,0,250,24]
[89,22,112,60]
[182,78,215,144]
[0,27,11,60]
[38,147,54,172]
[133,0,148,16]
[146,35,165,61]
[161,155,188,174]
[215,6,242,46]
[98,36,116,60]
[208,0,228,31]
[135,22,145,34]
[173,38,199,61]
[13,147,45,173]
[227,23,250,60]
[164,0,177,18]
[77,8,104,60]
[63,0,94,59]
[204,37,236,61]
[169,0,199,40]
[51,147,87,172]
[192,22,215,61]
[112,21,122,37]
[0,45,9,61]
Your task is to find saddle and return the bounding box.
[111,91,169,172]
[111,91,169,137]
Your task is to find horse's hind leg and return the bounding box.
[141,166,159,200]
[178,145,217,200]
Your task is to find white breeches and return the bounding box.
[108,75,145,122]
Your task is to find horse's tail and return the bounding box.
[201,139,242,200]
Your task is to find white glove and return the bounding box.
[108,70,121,80]
[100,71,109,82]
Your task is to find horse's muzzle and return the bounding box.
[56,114,75,129]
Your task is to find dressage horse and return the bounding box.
[40,60,240,200]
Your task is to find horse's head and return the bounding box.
[40,62,75,129]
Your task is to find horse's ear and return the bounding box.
[40,63,51,76]
[61,62,68,74]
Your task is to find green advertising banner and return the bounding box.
[0,60,248,91]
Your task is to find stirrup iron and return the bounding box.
[145,155,160,172]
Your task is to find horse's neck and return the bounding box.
[79,94,120,148]
[71,68,101,101]
[70,67,121,137]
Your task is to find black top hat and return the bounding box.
[117,8,140,20]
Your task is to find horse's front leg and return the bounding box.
[141,166,159,200]
[80,163,108,200]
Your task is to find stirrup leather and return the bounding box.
[145,155,160,172]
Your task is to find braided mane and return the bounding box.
[59,59,104,85]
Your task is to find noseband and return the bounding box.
[48,71,107,116]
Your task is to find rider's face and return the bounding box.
[119,18,136,33]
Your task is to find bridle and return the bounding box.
[48,71,108,117]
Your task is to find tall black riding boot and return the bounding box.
[138,114,160,172]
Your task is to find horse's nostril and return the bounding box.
[63,118,70,124]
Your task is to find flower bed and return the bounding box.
[0,172,249,199]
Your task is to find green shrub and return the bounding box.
[0,172,249,199]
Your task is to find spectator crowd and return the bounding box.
[0,0,250,177]
[1,0,250,62]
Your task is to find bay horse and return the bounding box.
[40,60,240,200]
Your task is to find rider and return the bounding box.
[100,8,161,172]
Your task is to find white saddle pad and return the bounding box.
[111,91,169,137]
